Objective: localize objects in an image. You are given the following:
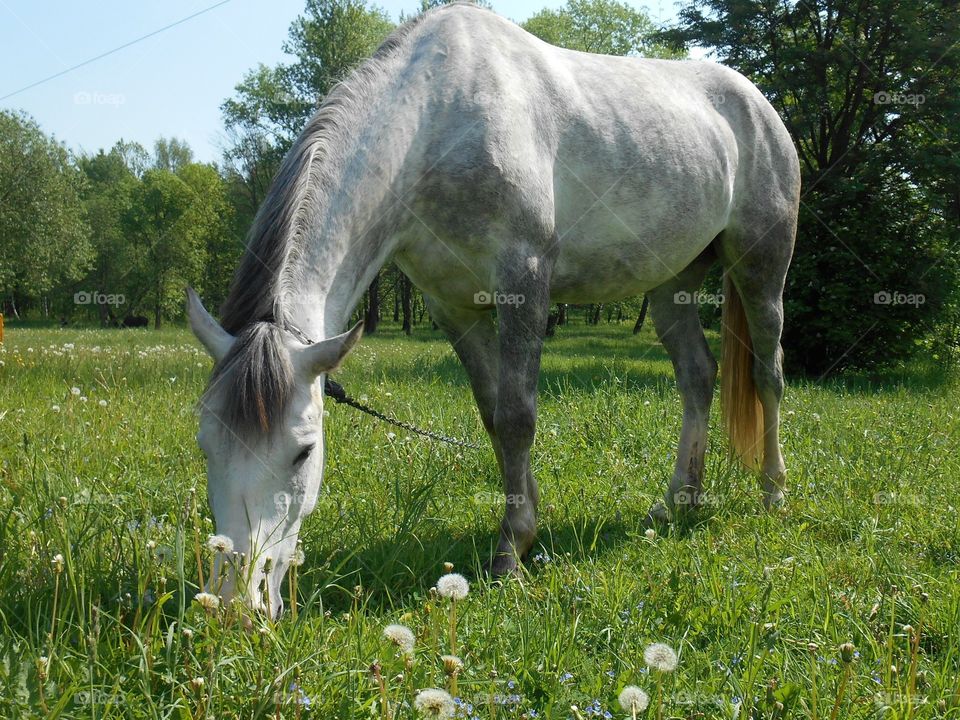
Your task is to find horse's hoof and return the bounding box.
[484,553,521,577]
[645,501,672,526]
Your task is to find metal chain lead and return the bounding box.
[285,322,481,450]
[323,378,482,450]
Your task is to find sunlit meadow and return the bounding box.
[1,322,958,718]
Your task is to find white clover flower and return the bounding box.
[644,642,678,672]
[193,592,220,611]
[51,405,60,413]
[619,685,650,713]
[70,387,81,395]
[205,534,234,554]
[383,623,415,653]
[413,688,455,718]
[98,399,108,407]
[436,573,469,601]
[645,528,657,540]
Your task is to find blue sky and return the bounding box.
[0,0,683,164]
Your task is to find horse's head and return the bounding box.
[186,288,362,617]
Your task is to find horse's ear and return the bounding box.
[186,287,234,362]
[299,321,364,377]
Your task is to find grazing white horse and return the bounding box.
[188,2,799,615]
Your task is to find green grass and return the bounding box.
[1,322,958,719]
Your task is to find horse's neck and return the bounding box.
[286,72,420,341]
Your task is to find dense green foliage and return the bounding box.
[0,110,92,311]
[1,322,958,717]
[662,0,960,373]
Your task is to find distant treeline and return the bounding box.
[1,0,957,374]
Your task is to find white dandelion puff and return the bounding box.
[644,642,678,672]
[205,534,234,554]
[290,547,306,567]
[414,688,455,718]
[383,623,415,653]
[618,685,650,713]
[436,573,469,601]
[70,386,81,396]
[193,592,220,611]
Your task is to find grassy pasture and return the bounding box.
[0,322,958,718]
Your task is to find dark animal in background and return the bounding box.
[122,316,149,328]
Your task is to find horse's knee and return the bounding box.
[494,398,536,449]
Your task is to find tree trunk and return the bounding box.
[633,295,650,334]
[401,274,412,335]
[364,273,380,335]
[557,303,567,325]
[98,289,111,327]
[591,304,603,325]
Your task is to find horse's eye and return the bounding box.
[293,445,314,466]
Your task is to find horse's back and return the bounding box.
[399,4,798,303]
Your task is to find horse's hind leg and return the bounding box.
[718,216,795,507]
[646,248,718,519]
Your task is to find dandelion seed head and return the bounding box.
[643,642,678,672]
[193,592,220,611]
[619,685,650,712]
[441,654,463,675]
[383,623,415,653]
[436,572,469,601]
[414,688,455,718]
[206,534,234,554]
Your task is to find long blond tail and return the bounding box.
[720,274,763,469]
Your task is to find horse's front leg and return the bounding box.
[489,246,554,575]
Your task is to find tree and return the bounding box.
[662,0,960,373]
[154,137,194,173]
[178,163,236,311]
[126,167,210,328]
[0,110,91,317]
[522,0,681,57]
[78,145,139,324]
[222,0,395,157]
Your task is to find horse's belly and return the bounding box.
[549,176,730,302]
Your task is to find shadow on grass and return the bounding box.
[302,512,665,614]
